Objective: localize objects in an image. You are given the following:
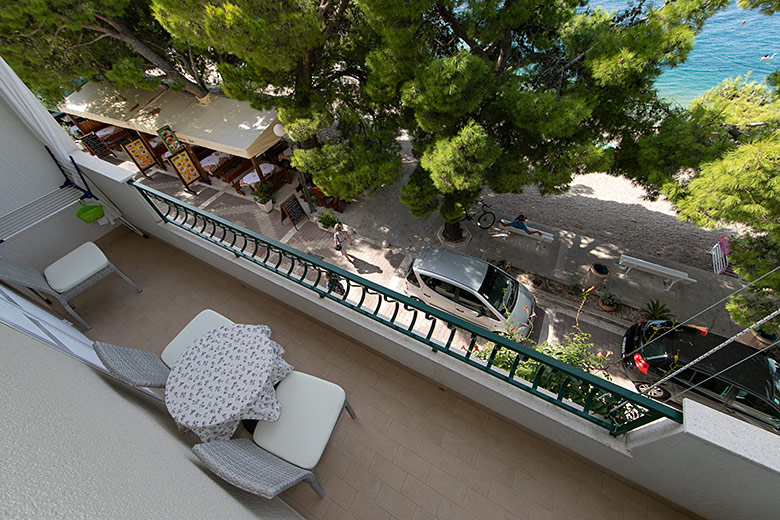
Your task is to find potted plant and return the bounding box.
[251,183,275,213]
[317,209,339,231]
[597,292,621,312]
[641,299,676,321]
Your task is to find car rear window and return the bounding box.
[479,266,517,317]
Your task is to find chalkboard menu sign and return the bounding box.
[81,132,114,158]
[280,194,306,229]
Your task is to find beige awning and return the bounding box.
[59,82,281,159]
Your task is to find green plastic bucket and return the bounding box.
[76,204,104,223]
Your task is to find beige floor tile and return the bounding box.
[394,446,432,483]
[375,483,417,520]
[369,454,408,491]
[400,475,443,516]
[436,497,478,520]
[425,466,468,506]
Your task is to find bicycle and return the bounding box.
[460,199,496,229]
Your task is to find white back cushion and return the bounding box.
[161,309,233,367]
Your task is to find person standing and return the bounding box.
[333,223,354,262]
[500,214,542,236]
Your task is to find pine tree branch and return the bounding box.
[63,33,111,52]
[86,14,207,98]
[323,0,350,41]
[435,2,484,58]
[495,0,516,74]
[20,22,46,39]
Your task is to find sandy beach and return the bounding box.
[488,173,735,271]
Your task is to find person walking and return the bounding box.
[500,214,542,236]
[325,272,346,296]
[333,223,354,262]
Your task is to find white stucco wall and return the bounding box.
[0,94,114,268]
[0,325,299,519]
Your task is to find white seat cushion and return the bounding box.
[44,242,110,293]
[253,371,345,470]
[161,309,234,367]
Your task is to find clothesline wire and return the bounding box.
[662,337,780,405]
[609,263,780,370]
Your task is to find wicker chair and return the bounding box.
[192,371,356,499]
[93,309,235,388]
[0,242,141,329]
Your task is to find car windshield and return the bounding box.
[479,266,517,318]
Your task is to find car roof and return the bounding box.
[413,247,488,293]
[643,321,774,399]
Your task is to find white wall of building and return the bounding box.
[0,95,114,269]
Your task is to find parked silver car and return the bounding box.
[403,247,536,336]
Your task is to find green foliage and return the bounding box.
[0,0,209,105]
[317,210,339,230]
[400,165,440,219]
[364,0,730,228]
[690,74,780,128]
[738,0,780,15]
[104,57,161,90]
[476,325,618,416]
[599,292,622,309]
[420,121,498,195]
[155,0,403,202]
[250,183,274,204]
[641,300,676,321]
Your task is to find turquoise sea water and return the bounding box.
[594,0,780,106]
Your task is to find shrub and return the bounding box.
[641,299,676,321]
[476,323,617,416]
[567,279,584,295]
[318,209,339,230]
[251,183,274,204]
[599,292,622,309]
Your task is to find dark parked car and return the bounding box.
[622,320,780,430]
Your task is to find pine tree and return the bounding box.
[363,0,729,238]
[0,0,210,106]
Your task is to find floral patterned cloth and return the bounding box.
[164,324,293,442]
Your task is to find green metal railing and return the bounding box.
[131,180,683,436]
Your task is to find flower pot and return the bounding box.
[317,221,335,232]
[751,329,778,347]
[257,200,273,213]
[584,263,609,290]
[598,299,617,312]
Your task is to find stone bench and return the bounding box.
[618,254,697,291]
[499,219,554,249]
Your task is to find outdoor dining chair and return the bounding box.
[192,371,356,499]
[94,309,234,388]
[0,241,141,329]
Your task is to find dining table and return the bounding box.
[239,162,277,187]
[199,151,232,175]
[164,323,293,443]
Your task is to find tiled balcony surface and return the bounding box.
[73,228,698,520]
